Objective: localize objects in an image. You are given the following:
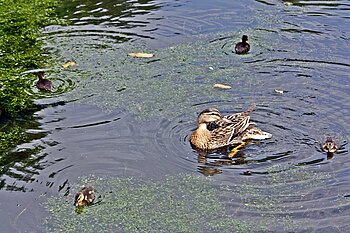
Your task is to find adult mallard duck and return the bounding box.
[35,71,52,91]
[74,186,95,207]
[190,105,255,150]
[235,35,250,54]
[321,137,338,154]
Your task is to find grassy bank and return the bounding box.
[0,0,61,159]
[0,0,60,117]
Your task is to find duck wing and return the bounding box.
[208,124,237,148]
[208,117,251,148]
[223,104,255,137]
[207,105,255,131]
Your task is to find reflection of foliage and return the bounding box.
[0,117,44,187]
[0,0,61,117]
[0,0,62,174]
[45,174,254,233]
[0,124,28,161]
[57,0,161,28]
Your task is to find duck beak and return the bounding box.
[74,200,80,207]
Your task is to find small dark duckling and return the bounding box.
[35,71,52,91]
[321,137,338,154]
[235,35,250,54]
[74,186,95,207]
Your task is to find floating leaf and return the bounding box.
[274,89,286,94]
[128,53,154,58]
[213,83,231,89]
[63,61,77,68]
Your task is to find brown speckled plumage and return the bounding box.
[74,186,95,207]
[190,105,255,150]
[322,138,338,154]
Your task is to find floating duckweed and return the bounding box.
[52,31,270,120]
[45,174,256,233]
[44,166,335,232]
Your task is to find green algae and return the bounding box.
[44,167,331,233]
[46,3,288,120]
[52,33,267,120]
[44,174,255,233]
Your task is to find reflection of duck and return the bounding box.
[235,35,250,54]
[35,71,52,91]
[321,138,338,154]
[190,105,255,150]
[74,186,95,207]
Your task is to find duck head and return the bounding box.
[242,35,248,43]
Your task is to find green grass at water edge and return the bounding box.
[0,0,62,117]
[0,0,64,163]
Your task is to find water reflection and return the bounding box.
[0,137,46,191]
[1,0,350,232]
[51,0,162,42]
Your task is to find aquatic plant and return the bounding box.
[0,0,62,160]
[43,164,336,232]
[0,124,28,163]
[44,174,255,233]
[0,0,61,117]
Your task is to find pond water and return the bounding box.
[1,0,350,232]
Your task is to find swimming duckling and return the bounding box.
[321,137,338,154]
[74,186,95,207]
[190,105,255,150]
[35,71,52,91]
[234,35,250,54]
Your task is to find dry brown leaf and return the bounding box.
[128,53,154,58]
[63,61,77,68]
[213,83,231,89]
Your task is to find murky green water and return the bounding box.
[1,0,349,232]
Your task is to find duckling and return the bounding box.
[321,137,338,154]
[35,71,52,91]
[234,35,250,54]
[74,186,95,207]
[190,105,255,150]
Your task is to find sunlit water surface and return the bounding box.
[1,0,350,232]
